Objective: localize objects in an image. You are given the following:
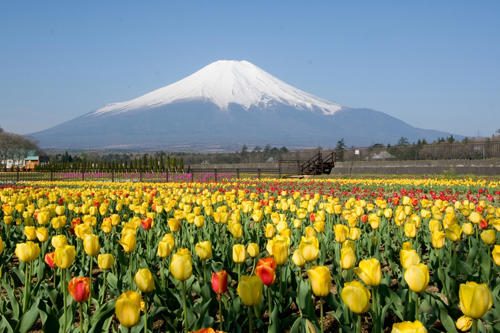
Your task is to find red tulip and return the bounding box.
[68,277,90,303]
[141,217,153,230]
[211,270,228,294]
[255,257,276,286]
[45,252,56,268]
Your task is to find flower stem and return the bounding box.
[414,291,419,322]
[218,294,223,332]
[79,302,84,333]
[356,314,361,333]
[128,252,133,288]
[181,280,189,333]
[88,257,93,310]
[63,269,67,333]
[320,298,324,333]
[144,298,148,333]
[267,285,272,324]
[100,270,107,305]
[22,262,30,313]
[248,306,253,333]
[472,319,478,333]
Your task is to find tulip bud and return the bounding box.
[141,217,153,230]
[45,252,56,268]
[480,229,496,245]
[462,223,474,236]
[354,258,382,287]
[255,257,276,286]
[307,266,332,297]
[35,227,48,242]
[24,226,37,241]
[120,231,136,253]
[459,282,492,319]
[51,234,67,249]
[232,244,246,263]
[340,246,356,270]
[333,224,349,243]
[237,275,263,306]
[15,241,40,262]
[400,249,420,270]
[98,253,114,270]
[83,234,100,256]
[54,244,76,269]
[157,240,174,258]
[211,270,228,294]
[404,263,429,293]
[341,281,371,314]
[134,268,155,293]
[299,236,319,262]
[168,218,180,232]
[455,315,472,332]
[195,241,212,260]
[0,237,4,255]
[493,245,500,266]
[271,239,288,265]
[292,249,305,267]
[115,291,142,328]
[247,243,259,258]
[391,320,427,333]
[431,231,445,249]
[68,277,90,303]
[170,248,192,281]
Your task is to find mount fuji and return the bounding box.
[31,60,456,150]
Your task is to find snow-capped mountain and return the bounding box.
[31,60,458,150]
[91,60,342,116]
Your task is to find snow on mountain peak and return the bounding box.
[92,60,342,116]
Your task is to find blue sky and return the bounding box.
[1,1,499,137]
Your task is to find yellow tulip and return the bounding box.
[237,275,263,306]
[462,223,474,236]
[170,248,192,281]
[120,231,136,253]
[55,205,65,216]
[480,229,496,245]
[115,291,142,328]
[404,220,417,238]
[15,241,40,262]
[83,234,100,256]
[469,211,481,224]
[134,268,155,293]
[459,282,492,319]
[232,244,246,263]
[313,221,325,233]
[355,258,382,287]
[369,214,381,229]
[400,249,420,270]
[168,218,180,232]
[404,263,429,293]
[75,223,92,239]
[247,243,259,258]
[340,246,356,270]
[431,231,445,249]
[271,238,288,265]
[292,249,305,267]
[493,245,500,266]
[195,241,212,260]
[341,281,371,314]
[349,227,361,240]
[157,240,174,258]
[307,266,332,297]
[0,237,4,255]
[333,224,349,243]
[36,227,48,242]
[51,235,67,249]
[54,244,76,269]
[24,226,37,241]
[445,224,462,242]
[264,224,275,238]
[97,253,114,270]
[299,236,319,262]
[455,315,472,332]
[51,216,66,229]
[391,320,427,332]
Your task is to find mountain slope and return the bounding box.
[31,60,460,150]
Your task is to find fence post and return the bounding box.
[111,170,115,182]
[236,168,240,179]
[278,164,281,178]
[257,168,261,179]
[50,170,53,182]
[140,170,143,182]
[166,169,169,182]
[214,168,217,182]
[192,170,195,182]
[82,169,85,181]
[16,170,20,182]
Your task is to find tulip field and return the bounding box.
[0,178,499,333]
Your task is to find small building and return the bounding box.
[24,156,40,170]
